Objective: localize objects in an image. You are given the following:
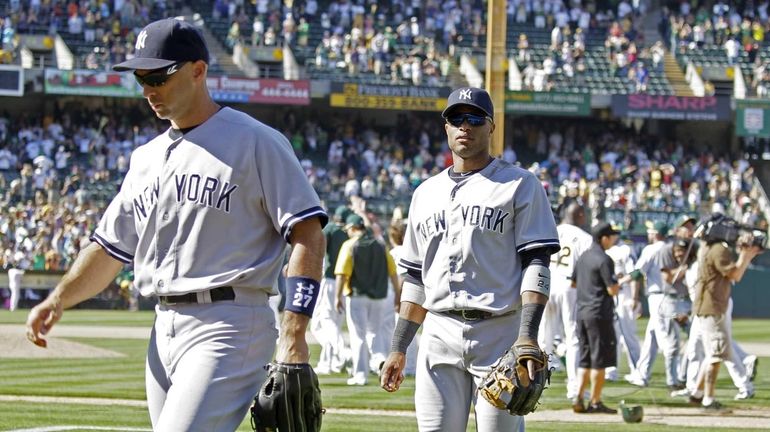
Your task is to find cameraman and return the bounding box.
[692,228,763,412]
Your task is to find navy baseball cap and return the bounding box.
[442,87,494,119]
[113,18,209,71]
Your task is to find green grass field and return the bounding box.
[0,310,769,431]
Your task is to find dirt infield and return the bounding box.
[0,325,136,358]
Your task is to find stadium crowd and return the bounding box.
[0,105,764,280]
[1,0,186,69]
[0,105,165,274]
[659,0,770,97]
[513,0,662,94]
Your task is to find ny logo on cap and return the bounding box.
[136,30,148,50]
[459,89,472,100]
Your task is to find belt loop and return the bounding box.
[197,290,212,304]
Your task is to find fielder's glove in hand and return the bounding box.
[251,362,324,432]
[478,343,550,416]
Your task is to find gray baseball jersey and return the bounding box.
[399,158,559,313]
[92,107,326,296]
[91,107,326,430]
[400,158,558,431]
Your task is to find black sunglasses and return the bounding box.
[445,113,490,127]
[134,61,187,87]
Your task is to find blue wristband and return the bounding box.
[284,276,320,317]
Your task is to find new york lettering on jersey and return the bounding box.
[132,174,239,220]
[416,205,510,241]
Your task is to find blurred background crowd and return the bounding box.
[0,104,764,278]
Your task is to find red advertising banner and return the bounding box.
[206,76,310,105]
[611,94,731,121]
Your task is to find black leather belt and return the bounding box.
[158,286,235,305]
[445,309,494,321]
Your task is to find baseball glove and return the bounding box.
[251,362,324,432]
[478,343,551,416]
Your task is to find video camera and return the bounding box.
[698,214,767,249]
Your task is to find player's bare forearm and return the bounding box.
[286,218,325,281]
[276,311,311,363]
[52,242,124,307]
[277,217,325,364]
[26,243,123,347]
[398,300,428,324]
[521,291,548,305]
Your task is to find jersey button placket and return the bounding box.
[447,190,464,303]
[154,140,178,290]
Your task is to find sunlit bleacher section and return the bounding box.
[4,2,183,70]
[5,0,686,93]
[663,1,770,98]
[508,19,673,95]
[186,0,458,85]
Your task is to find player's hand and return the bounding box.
[335,296,345,313]
[25,295,63,348]
[380,352,406,392]
[514,337,540,381]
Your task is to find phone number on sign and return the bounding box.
[330,94,444,111]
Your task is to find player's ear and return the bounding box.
[191,61,206,81]
[489,121,495,136]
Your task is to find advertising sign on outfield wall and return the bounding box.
[45,68,139,97]
[206,77,310,105]
[45,69,311,105]
[329,82,450,111]
[505,91,591,116]
[736,99,770,137]
[611,95,731,121]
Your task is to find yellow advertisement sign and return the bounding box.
[329,82,449,111]
[330,93,446,111]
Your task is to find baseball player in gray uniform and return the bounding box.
[380,87,559,431]
[24,18,327,431]
[625,222,685,390]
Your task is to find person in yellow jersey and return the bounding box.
[335,213,401,386]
